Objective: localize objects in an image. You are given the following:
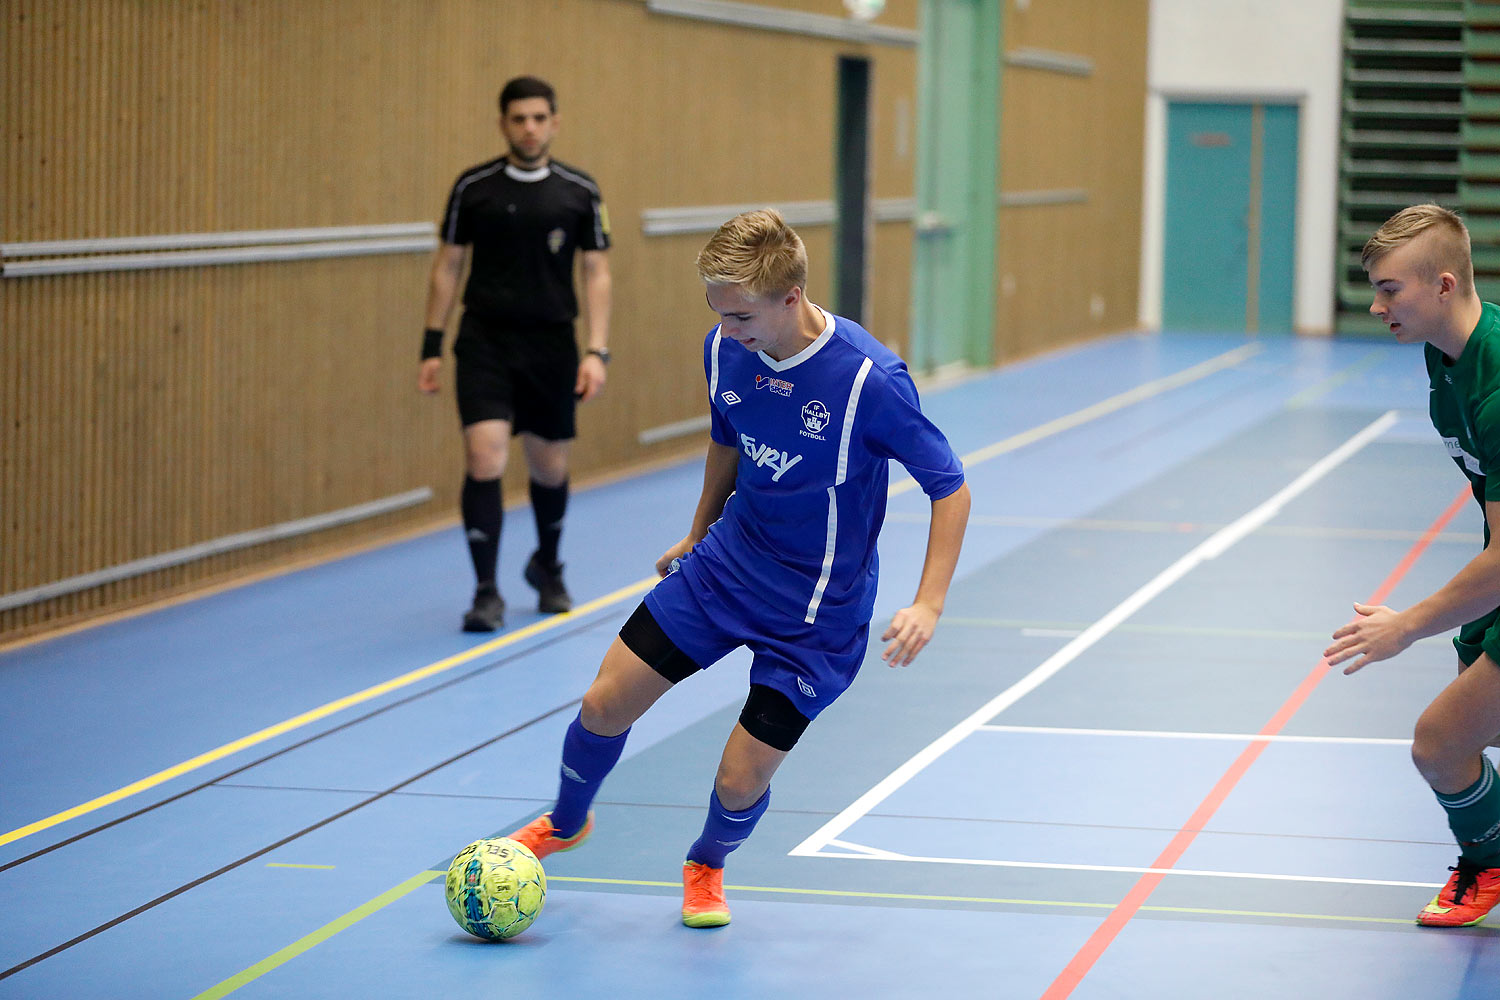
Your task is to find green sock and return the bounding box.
[1435,756,1500,867]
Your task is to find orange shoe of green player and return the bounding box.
[506,811,593,861]
[1417,858,1500,927]
[681,860,731,928]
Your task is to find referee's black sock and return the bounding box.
[462,475,503,588]
[530,478,569,566]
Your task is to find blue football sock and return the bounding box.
[549,714,628,839]
[686,786,770,869]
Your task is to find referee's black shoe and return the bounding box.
[462,584,505,632]
[524,552,573,614]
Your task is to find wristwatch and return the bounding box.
[587,347,612,364]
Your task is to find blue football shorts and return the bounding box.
[642,559,869,721]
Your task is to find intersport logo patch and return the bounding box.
[756,374,794,396]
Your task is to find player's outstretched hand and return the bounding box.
[882,603,939,667]
[418,358,442,395]
[1325,602,1411,675]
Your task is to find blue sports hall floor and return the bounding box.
[4,329,1498,999]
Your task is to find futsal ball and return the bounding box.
[444,837,547,940]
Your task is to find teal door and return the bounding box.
[1163,101,1298,333]
[909,0,1000,371]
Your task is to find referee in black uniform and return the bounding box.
[419,76,612,632]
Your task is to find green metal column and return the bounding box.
[909,0,1000,372]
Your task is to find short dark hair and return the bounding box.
[499,76,556,114]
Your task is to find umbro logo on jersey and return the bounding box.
[756,374,794,396]
[739,433,803,481]
[721,390,741,405]
[796,677,816,698]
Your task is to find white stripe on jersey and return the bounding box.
[442,160,507,243]
[835,358,873,486]
[807,486,840,625]
[805,357,875,623]
[709,329,723,403]
[548,162,601,196]
[548,163,607,247]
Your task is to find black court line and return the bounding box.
[0,614,615,877]
[215,787,1442,852]
[0,695,586,981]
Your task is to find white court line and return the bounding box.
[888,343,1262,496]
[824,838,911,860]
[0,342,1266,850]
[790,410,1401,859]
[807,845,1442,889]
[975,724,1412,746]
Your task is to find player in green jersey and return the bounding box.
[1325,203,1500,927]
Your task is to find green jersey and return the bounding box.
[1426,301,1500,507]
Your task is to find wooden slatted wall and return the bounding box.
[995,0,1150,362]
[0,0,919,642]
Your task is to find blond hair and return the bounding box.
[1362,203,1475,294]
[696,208,808,300]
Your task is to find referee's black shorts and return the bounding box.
[452,312,579,440]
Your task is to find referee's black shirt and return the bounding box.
[441,156,610,327]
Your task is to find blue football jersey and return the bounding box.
[679,306,965,629]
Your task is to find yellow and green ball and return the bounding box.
[444,837,546,940]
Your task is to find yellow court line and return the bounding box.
[195,867,1411,998]
[189,870,444,1000]
[1284,348,1388,410]
[548,875,1410,924]
[4,343,1260,852]
[0,578,655,850]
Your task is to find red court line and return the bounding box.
[1040,485,1473,1000]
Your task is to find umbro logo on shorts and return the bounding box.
[797,677,816,698]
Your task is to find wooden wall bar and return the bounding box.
[0,0,920,641]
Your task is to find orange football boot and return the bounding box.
[681,861,731,928]
[1417,858,1500,927]
[505,811,593,861]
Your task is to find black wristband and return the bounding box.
[421,328,443,360]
